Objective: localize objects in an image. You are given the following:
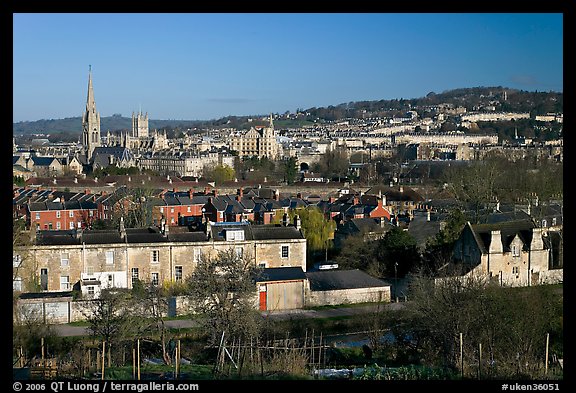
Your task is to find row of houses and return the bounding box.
[13,217,392,317]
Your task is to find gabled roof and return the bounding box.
[469,219,536,254]
[407,215,443,249]
[30,156,59,166]
[306,269,390,291]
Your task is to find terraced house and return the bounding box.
[13,218,307,304]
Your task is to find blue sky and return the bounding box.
[13,13,563,122]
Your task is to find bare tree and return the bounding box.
[82,288,147,348]
[132,280,172,365]
[186,248,263,345]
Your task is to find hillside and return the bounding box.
[13,86,562,135]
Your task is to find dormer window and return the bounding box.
[225,229,245,241]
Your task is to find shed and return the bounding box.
[305,269,391,307]
[255,267,306,311]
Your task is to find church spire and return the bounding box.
[82,66,101,162]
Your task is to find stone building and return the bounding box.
[13,219,307,297]
[451,220,562,286]
[229,115,280,159]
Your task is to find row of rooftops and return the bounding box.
[32,221,305,246]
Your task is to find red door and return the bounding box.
[259,290,267,311]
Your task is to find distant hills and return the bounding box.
[13,87,563,135]
[13,115,205,135]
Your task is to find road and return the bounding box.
[51,302,407,337]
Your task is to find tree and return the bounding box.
[82,288,145,348]
[374,227,419,278]
[404,274,562,378]
[131,280,172,365]
[335,233,379,273]
[422,209,467,275]
[205,164,235,185]
[186,248,263,344]
[282,156,299,185]
[313,146,349,181]
[291,207,336,262]
[443,154,503,223]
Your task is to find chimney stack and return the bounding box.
[274,189,280,201]
[188,188,194,198]
[293,214,301,230]
[427,209,431,222]
[238,187,243,198]
[282,213,289,227]
[119,216,126,239]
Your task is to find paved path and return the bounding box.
[51,302,407,337]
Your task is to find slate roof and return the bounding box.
[30,156,59,166]
[407,213,444,249]
[306,269,390,291]
[469,219,536,253]
[255,267,306,283]
[210,223,304,241]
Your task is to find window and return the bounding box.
[552,217,557,226]
[69,211,74,218]
[89,210,93,217]
[259,262,267,268]
[40,268,48,290]
[60,275,70,290]
[171,208,174,213]
[171,218,175,224]
[512,245,520,257]
[77,222,82,228]
[235,246,244,258]
[106,250,114,265]
[175,266,183,281]
[108,274,114,287]
[56,222,61,230]
[60,252,69,267]
[281,245,289,259]
[151,250,160,264]
[35,212,40,220]
[48,223,52,229]
[151,272,159,286]
[56,211,61,218]
[160,207,164,213]
[131,268,139,286]
[69,222,75,229]
[193,248,202,263]
[13,254,22,268]
[87,286,95,296]
[512,266,519,275]
[225,229,245,241]
[13,277,23,291]
[187,206,191,213]
[86,266,94,275]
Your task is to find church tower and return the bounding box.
[132,110,149,138]
[82,66,101,161]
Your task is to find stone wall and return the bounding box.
[305,286,390,307]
